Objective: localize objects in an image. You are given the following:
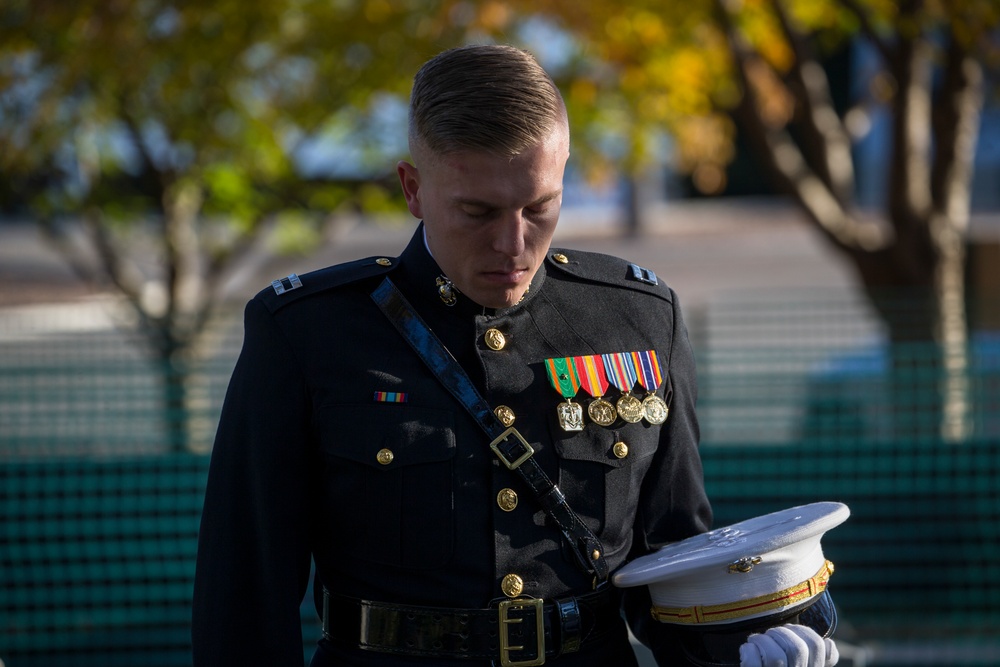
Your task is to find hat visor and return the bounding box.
[672,590,838,667]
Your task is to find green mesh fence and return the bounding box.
[702,441,1000,638]
[0,456,323,667]
[1,457,207,666]
[693,290,1000,445]
[0,302,242,458]
[1,292,998,666]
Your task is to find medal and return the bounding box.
[616,394,644,423]
[588,398,617,427]
[545,357,584,431]
[633,350,669,425]
[573,355,617,427]
[642,394,669,424]
[602,352,643,423]
[556,400,585,431]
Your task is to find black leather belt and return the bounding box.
[322,587,618,666]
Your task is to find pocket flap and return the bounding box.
[317,403,456,469]
[552,425,658,469]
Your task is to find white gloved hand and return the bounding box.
[739,624,839,667]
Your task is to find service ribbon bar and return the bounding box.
[373,391,408,403]
[632,350,663,391]
[573,355,610,398]
[602,351,644,423]
[545,357,581,399]
[601,352,638,394]
[633,350,669,424]
[575,354,617,427]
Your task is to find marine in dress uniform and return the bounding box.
[193,41,842,667]
[192,220,714,666]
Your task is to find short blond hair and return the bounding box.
[408,44,565,158]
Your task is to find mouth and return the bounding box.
[481,268,528,285]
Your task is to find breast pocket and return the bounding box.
[316,403,456,569]
[551,423,659,560]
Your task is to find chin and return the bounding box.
[477,289,523,310]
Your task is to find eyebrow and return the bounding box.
[454,190,563,209]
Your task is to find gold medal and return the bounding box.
[642,393,669,425]
[630,349,670,425]
[587,397,617,427]
[572,354,617,428]
[603,351,643,424]
[616,393,644,423]
[557,400,585,432]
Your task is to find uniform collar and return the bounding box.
[396,222,546,320]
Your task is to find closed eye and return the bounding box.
[461,205,496,219]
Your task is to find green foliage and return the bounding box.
[492,0,998,193]
[270,211,325,256]
[0,0,462,222]
[0,0,470,380]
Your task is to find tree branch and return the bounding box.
[82,208,148,305]
[930,30,983,230]
[885,21,934,236]
[712,0,882,253]
[769,0,855,204]
[37,214,103,288]
[119,100,164,181]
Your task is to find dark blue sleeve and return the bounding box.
[192,298,315,666]
[623,288,713,666]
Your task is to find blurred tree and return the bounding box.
[491,0,999,441]
[0,0,464,452]
[4,0,997,446]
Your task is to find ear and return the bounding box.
[397,160,423,219]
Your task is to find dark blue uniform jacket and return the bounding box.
[193,225,713,666]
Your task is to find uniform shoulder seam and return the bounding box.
[254,255,397,313]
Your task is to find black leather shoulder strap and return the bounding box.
[371,277,609,584]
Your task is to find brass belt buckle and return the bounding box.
[497,597,545,666]
[490,427,534,470]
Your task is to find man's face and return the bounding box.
[397,123,570,309]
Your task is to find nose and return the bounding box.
[492,212,527,257]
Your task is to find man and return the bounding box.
[193,44,834,666]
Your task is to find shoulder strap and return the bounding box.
[371,277,609,585]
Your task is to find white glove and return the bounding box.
[739,624,839,667]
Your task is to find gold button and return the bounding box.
[484,328,506,351]
[613,442,629,459]
[501,573,524,598]
[552,253,569,264]
[592,549,601,561]
[497,488,519,512]
[494,405,516,427]
[375,258,392,266]
[376,448,394,465]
